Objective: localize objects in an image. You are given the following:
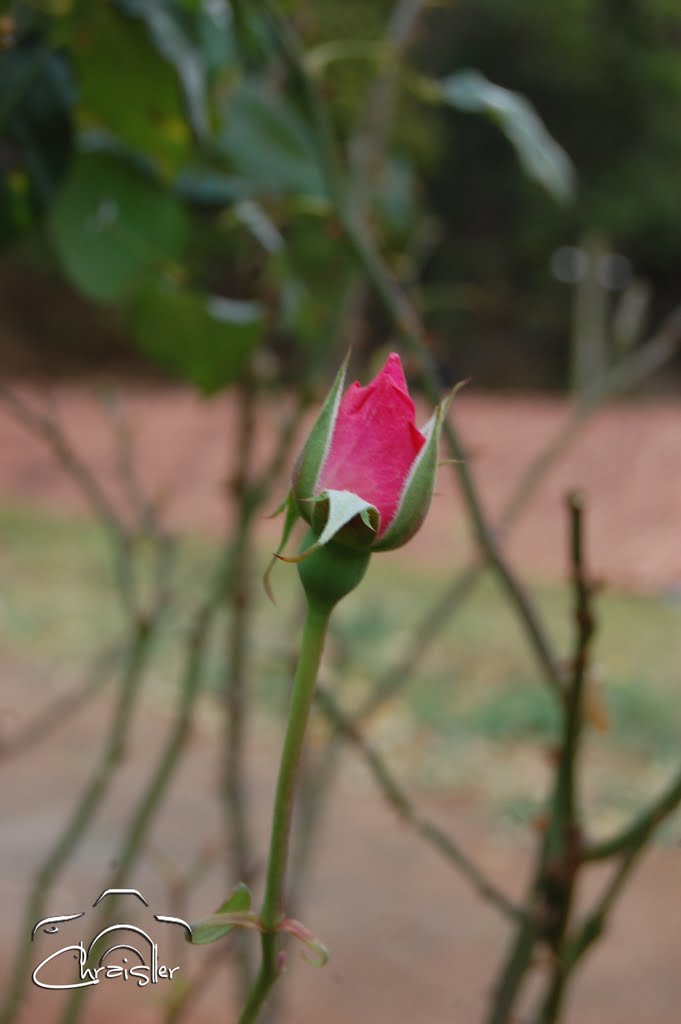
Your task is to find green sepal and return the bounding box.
[309,489,379,550]
[297,532,371,612]
[277,489,378,565]
[263,491,300,602]
[292,353,350,508]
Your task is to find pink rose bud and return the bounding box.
[291,352,447,553]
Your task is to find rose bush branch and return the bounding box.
[0,384,138,612]
[334,0,426,344]
[0,384,183,622]
[498,301,681,535]
[487,494,595,1024]
[321,292,681,748]
[0,643,121,761]
[259,5,566,706]
[0,616,159,1024]
[356,297,681,725]
[315,685,520,921]
[490,472,681,1021]
[236,582,344,1023]
[221,374,314,1008]
[57,374,314,1023]
[162,367,313,1019]
[585,763,681,864]
[558,819,666,997]
[336,182,681,715]
[58,540,238,1024]
[526,494,594,1023]
[184,355,449,1023]
[554,707,681,991]
[264,0,680,713]
[0,384,178,1024]
[0,375,193,1024]
[0,386,123,537]
[348,0,425,211]
[103,389,165,542]
[517,533,681,1023]
[237,24,681,1024]
[353,230,566,694]
[287,562,482,911]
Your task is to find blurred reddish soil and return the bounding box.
[0,385,680,590]
[2,386,681,1024]
[2,677,681,1024]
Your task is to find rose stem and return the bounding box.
[237,601,330,1024]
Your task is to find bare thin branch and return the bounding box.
[0,386,124,537]
[0,385,137,609]
[315,686,521,922]
[0,645,120,761]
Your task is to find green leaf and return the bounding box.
[0,39,74,246]
[264,492,300,603]
[218,80,327,199]
[195,0,239,76]
[190,883,256,945]
[373,156,417,236]
[114,0,209,143]
[130,281,262,394]
[49,152,188,303]
[438,70,575,203]
[174,167,254,206]
[269,213,355,349]
[72,3,190,171]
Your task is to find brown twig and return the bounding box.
[487,494,595,1024]
[263,4,567,700]
[527,493,593,1022]
[102,388,162,539]
[0,386,124,534]
[561,736,681,981]
[348,0,425,213]
[57,539,236,1024]
[0,644,121,760]
[165,941,234,1024]
[0,616,159,1024]
[360,298,681,725]
[0,385,137,611]
[315,685,521,922]
[0,382,179,1024]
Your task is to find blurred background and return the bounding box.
[2,0,681,390]
[2,2,681,1023]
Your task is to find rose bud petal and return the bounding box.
[315,353,425,536]
[289,352,448,554]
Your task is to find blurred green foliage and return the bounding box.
[418,0,681,383]
[1,0,680,388]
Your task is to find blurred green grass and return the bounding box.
[2,501,681,839]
